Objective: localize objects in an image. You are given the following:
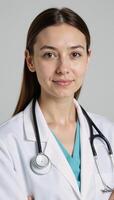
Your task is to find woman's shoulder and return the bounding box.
[88,112,114,138]
[0,112,24,141]
[88,112,114,125]
[76,100,114,131]
[0,101,32,141]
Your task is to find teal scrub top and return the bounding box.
[51,121,81,190]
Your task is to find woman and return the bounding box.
[0,7,114,200]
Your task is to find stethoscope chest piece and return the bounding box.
[30,153,51,175]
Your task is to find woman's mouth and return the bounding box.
[52,80,73,86]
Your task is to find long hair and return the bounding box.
[13,7,91,115]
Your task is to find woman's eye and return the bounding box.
[71,52,81,58]
[42,52,56,59]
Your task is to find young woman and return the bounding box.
[0,7,114,200]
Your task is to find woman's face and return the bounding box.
[26,23,91,99]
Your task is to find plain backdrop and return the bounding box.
[0,0,114,124]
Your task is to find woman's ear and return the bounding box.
[87,49,92,63]
[88,48,92,57]
[25,50,36,72]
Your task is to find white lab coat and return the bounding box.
[0,99,114,200]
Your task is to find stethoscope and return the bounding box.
[30,97,114,193]
[30,97,51,175]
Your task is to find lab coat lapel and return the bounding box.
[74,101,96,199]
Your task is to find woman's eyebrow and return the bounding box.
[40,45,85,51]
[70,45,85,50]
[40,45,56,50]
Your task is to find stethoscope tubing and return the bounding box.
[32,97,42,153]
[81,106,113,156]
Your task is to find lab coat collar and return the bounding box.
[23,100,48,142]
[24,99,96,199]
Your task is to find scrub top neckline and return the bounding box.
[50,121,80,159]
[50,121,81,190]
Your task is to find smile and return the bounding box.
[52,80,73,86]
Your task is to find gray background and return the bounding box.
[0,0,114,124]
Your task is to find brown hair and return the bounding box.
[13,7,91,115]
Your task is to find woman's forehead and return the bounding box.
[35,24,86,49]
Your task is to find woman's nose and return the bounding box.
[56,58,70,75]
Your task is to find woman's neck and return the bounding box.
[38,94,77,125]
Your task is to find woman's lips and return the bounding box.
[52,80,73,86]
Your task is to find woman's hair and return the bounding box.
[13,7,91,115]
